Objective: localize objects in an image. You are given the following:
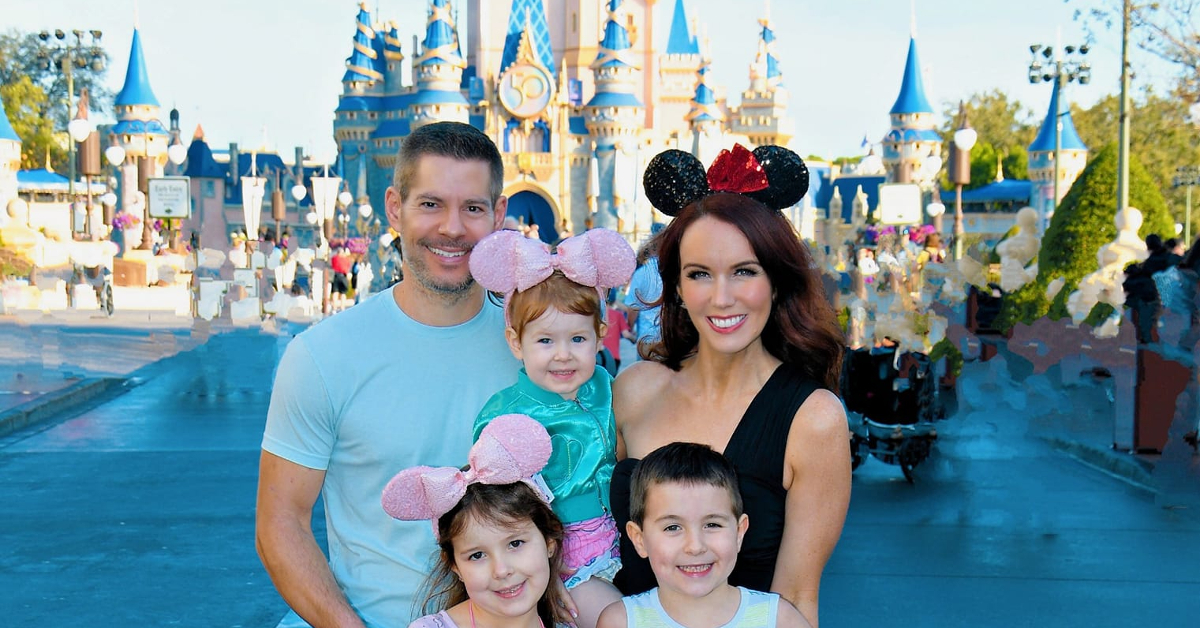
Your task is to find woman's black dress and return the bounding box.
[610,363,821,594]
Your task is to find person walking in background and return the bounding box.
[602,295,635,374]
[256,121,520,628]
[623,224,665,355]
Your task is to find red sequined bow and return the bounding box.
[706,144,769,194]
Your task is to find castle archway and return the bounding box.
[504,185,560,244]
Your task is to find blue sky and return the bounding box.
[5,0,1175,162]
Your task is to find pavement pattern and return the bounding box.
[0,317,1197,627]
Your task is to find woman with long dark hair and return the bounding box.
[610,147,850,628]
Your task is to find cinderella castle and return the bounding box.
[0,2,1086,252]
[331,0,796,243]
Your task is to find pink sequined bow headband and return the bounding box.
[381,414,553,535]
[469,228,636,323]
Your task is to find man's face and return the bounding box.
[385,154,506,298]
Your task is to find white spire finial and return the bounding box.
[764,0,771,22]
[134,0,141,28]
[910,0,917,38]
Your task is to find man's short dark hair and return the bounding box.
[393,121,504,205]
[629,442,743,525]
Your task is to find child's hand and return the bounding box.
[551,577,579,625]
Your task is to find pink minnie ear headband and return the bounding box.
[642,143,810,217]
[381,414,553,536]
[468,228,636,324]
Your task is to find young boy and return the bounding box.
[598,443,812,628]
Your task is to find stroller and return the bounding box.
[841,346,945,482]
[67,262,114,316]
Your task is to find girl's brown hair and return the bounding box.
[641,192,843,390]
[416,482,569,626]
[507,271,604,339]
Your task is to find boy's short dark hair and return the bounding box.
[629,442,743,525]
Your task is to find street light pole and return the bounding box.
[1028,40,1090,232]
[1173,166,1200,244]
[950,102,976,260]
[38,28,104,238]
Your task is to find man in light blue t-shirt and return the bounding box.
[257,122,520,628]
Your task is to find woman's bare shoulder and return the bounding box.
[613,361,675,421]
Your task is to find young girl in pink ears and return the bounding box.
[468,228,636,628]
[383,414,570,628]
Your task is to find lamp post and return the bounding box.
[1028,40,1091,232]
[949,102,977,260]
[102,142,125,233]
[1173,165,1200,244]
[310,166,342,315]
[37,29,104,238]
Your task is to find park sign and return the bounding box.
[148,177,192,219]
[877,183,922,225]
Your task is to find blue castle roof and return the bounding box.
[890,37,932,115]
[593,0,636,69]
[344,5,384,82]
[111,119,168,137]
[417,0,465,68]
[959,178,1033,204]
[501,0,557,75]
[115,30,160,107]
[183,137,225,178]
[1029,82,1086,153]
[0,92,18,142]
[666,0,699,55]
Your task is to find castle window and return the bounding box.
[369,112,377,120]
[572,12,577,33]
[203,180,215,198]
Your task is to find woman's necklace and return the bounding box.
[468,600,546,628]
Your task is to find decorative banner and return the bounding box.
[148,177,193,219]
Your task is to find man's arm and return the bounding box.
[256,450,367,628]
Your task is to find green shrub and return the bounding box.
[995,143,1174,330]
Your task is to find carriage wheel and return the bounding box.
[102,285,114,316]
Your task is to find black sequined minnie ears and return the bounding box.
[642,144,810,217]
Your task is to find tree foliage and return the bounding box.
[0,29,112,171]
[1071,88,1200,229]
[995,142,1175,330]
[0,76,63,170]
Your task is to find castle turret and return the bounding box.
[657,0,703,130]
[111,28,167,222]
[410,0,469,128]
[686,42,724,165]
[0,91,20,210]
[882,32,941,183]
[343,3,384,95]
[585,0,644,233]
[1027,81,1087,231]
[383,22,406,94]
[728,1,794,148]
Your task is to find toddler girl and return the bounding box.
[469,228,636,628]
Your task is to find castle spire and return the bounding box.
[416,0,466,70]
[501,0,556,75]
[666,0,699,56]
[748,0,782,90]
[344,2,383,83]
[115,29,159,107]
[1028,80,1086,153]
[686,39,723,130]
[890,36,932,114]
[591,0,640,73]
